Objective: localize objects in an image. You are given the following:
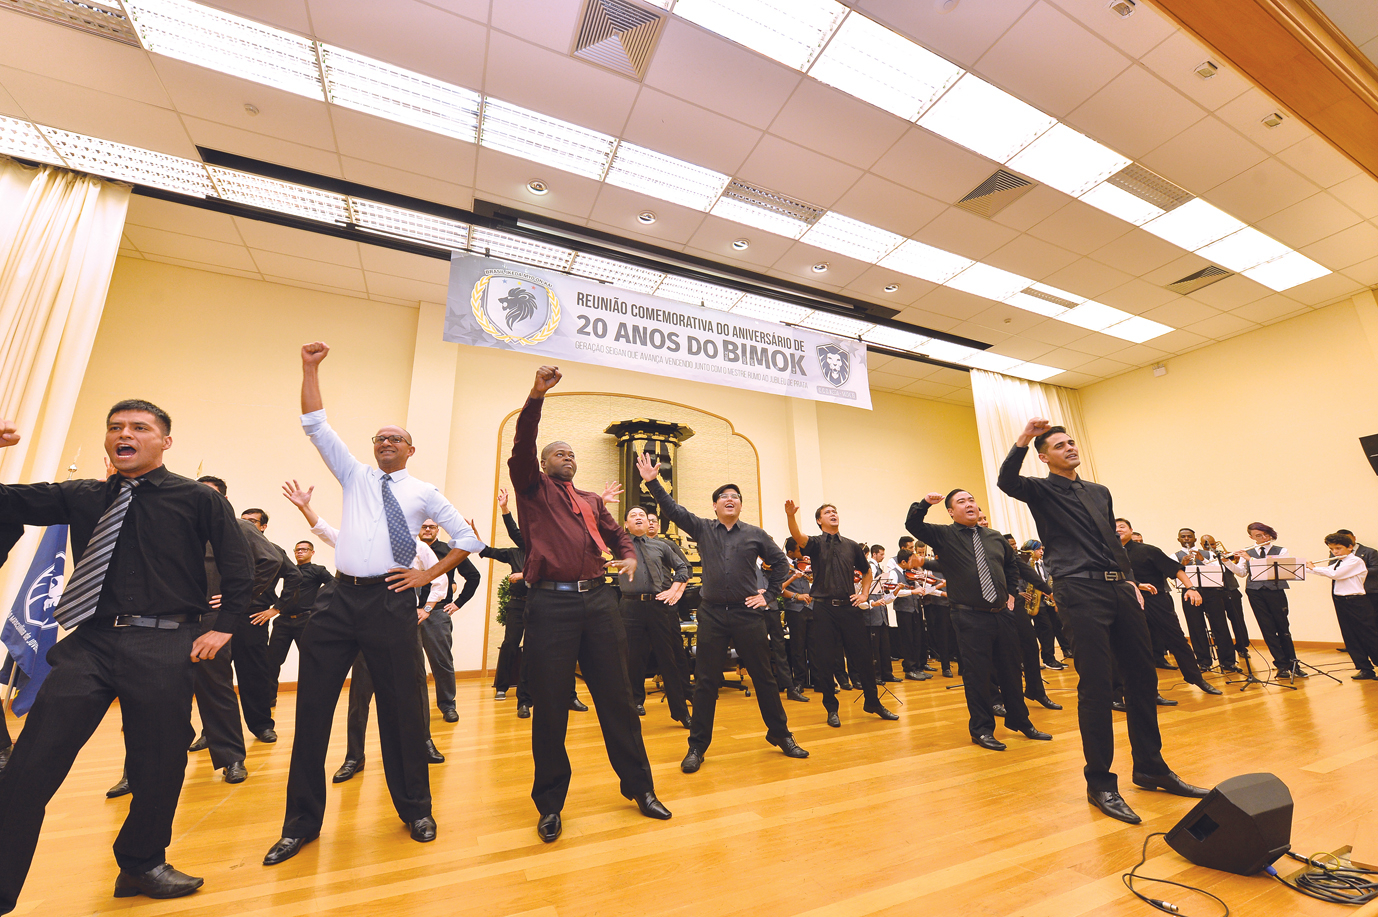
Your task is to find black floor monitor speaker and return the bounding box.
[1165,773,1292,875]
[1361,434,1378,476]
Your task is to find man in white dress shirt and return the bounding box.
[263,342,483,866]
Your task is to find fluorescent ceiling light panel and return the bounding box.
[862,326,932,351]
[709,196,811,239]
[604,142,730,212]
[208,167,347,221]
[469,227,575,271]
[1078,181,1165,226]
[1102,315,1172,343]
[1027,282,1088,305]
[1194,226,1291,272]
[319,44,481,142]
[124,0,324,100]
[797,310,874,337]
[1242,251,1330,291]
[1059,301,1132,331]
[1006,124,1131,197]
[945,263,1030,301]
[1003,293,1069,318]
[479,97,617,180]
[916,74,1057,163]
[731,294,811,323]
[1004,362,1063,382]
[1140,198,1246,251]
[673,0,848,71]
[654,275,742,311]
[800,211,904,263]
[917,340,977,363]
[878,239,973,284]
[570,253,665,293]
[348,198,469,250]
[40,126,215,197]
[960,351,1022,372]
[807,13,963,121]
[0,116,64,167]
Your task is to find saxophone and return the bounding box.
[1019,550,1044,617]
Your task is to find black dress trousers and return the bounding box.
[344,635,432,764]
[492,597,526,693]
[620,594,692,720]
[266,613,312,706]
[688,601,792,753]
[1197,589,1237,669]
[1053,578,1170,793]
[1181,599,1214,669]
[525,584,654,816]
[949,607,1031,736]
[1245,589,1297,671]
[192,610,247,769]
[232,616,276,734]
[925,601,953,666]
[784,607,814,687]
[1013,610,1048,700]
[1334,594,1378,674]
[1141,593,1205,687]
[808,599,880,714]
[282,580,432,838]
[0,623,197,913]
[897,608,926,672]
[762,605,797,691]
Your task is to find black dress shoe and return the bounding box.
[1220,665,1242,674]
[1132,771,1209,798]
[1354,671,1377,681]
[113,862,204,898]
[106,772,131,798]
[263,834,317,866]
[768,735,810,758]
[1033,696,1063,710]
[636,704,646,716]
[1088,790,1141,824]
[0,743,10,775]
[425,740,445,764]
[785,687,810,702]
[570,696,589,711]
[1018,727,1052,741]
[224,761,248,784]
[537,813,561,843]
[863,701,899,720]
[826,712,841,728]
[972,734,1006,751]
[1110,700,1126,712]
[1153,657,1174,670]
[942,667,953,678]
[1156,695,1178,706]
[409,816,437,842]
[631,792,672,819]
[188,733,208,752]
[442,708,459,723]
[1197,682,1223,695]
[992,704,1007,717]
[255,728,278,743]
[681,748,704,773]
[1045,660,1067,670]
[517,703,531,718]
[905,671,933,681]
[332,759,364,783]
[676,715,692,730]
[495,689,507,700]
[837,679,853,691]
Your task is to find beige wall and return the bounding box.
[1079,292,1378,643]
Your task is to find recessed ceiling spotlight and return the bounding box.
[1261,112,1285,128]
[732,238,749,250]
[883,283,899,293]
[637,210,657,224]
[935,0,959,10]
[244,103,260,116]
[811,262,829,273]
[527,179,549,195]
[1107,0,1135,17]
[1194,61,1219,80]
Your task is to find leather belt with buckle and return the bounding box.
[1062,570,1125,582]
[107,614,196,630]
[336,572,390,586]
[536,579,602,592]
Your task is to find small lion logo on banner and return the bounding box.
[471,270,561,345]
[817,343,850,388]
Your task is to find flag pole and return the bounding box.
[1,665,15,714]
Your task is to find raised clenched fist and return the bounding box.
[0,419,19,449]
[302,342,329,365]
[532,365,561,394]
[925,492,943,505]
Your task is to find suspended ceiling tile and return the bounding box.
[1343,254,1378,286]
[1064,331,1134,356]
[364,270,449,304]
[586,219,692,255]
[987,337,1056,361]
[1253,192,1363,250]
[1040,256,1134,298]
[415,0,490,25]
[358,246,451,285]
[735,134,864,209]
[1205,159,1321,224]
[925,366,974,387]
[1280,270,1365,306]
[155,58,336,151]
[250,250,368,291]
[125,195,243,245]
[944,387,975,405]
[857,0,1037,68]
[484,31,639,135]
[1064,66,1206,160]
[1026,198,1134,256]
[1089,227,1185,276]
[213,0,311,34]
[122,225,259,272]
[683,215,797,269]
[983,234,1080,280]
[869,125,1003,204]
[1141,252,1214,286]
[1030,346,1098,369]
[1230,294,1316,325]
[1275,134,1364,188]
[898,379,961,400]
[0,78,21,118]
[843,265,936,306]
[474,147,603,219]
[339,158,474,210]
[946,322,1010,344]
[0,14,171,107]
[1139,298,1223,327]
[1214,87,1310,155]
[1047,370,1097,388]
[1014,316,1092,346]
[989,185,1074,232]
[260,274,369,300]
[587,184,708,246]
[488,0,582,54]
[1138,30,1252,112]
[773,241,871,288]
[974,2,1130,118]
[1184,311,1259,340]
[1183,273,1271,310]
[868,370,919,392]
[965,301,1052,335]
[894,305,961,332]
[1104,341,1170,367]
[1330,173,1378,219]
[911,207,1020,261]
[912,284,998,321]
[184,116,343,176]
[1139,116,1267,195]
[143,254,262,282]
[307,0,488,89]
[1139,326,1209,353]
[829,174,946,238]
[1050,0,1177,59]
[622,88,763,176]
[642,19,801,130]
[768,79,910,171]
[1302,221,1378,270]
[1071,355,1132,378]
[329,108,478,183]
[1095,277,1178,312]
[234,218,363,268]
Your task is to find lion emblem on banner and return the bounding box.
[471,271,561,345]
[817,343,851,388]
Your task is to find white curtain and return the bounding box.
[969,369,1098,548]
[0,157,130,621]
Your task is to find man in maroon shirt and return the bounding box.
[510,365,670,843]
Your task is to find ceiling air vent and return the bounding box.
[1,0,140,45]
[1019,286,1080,310]
[571,0,665,80]
[955,170,1035,218]
[1107,163,1194,212]
[1166,265,1232,295]
[720,179,826,226]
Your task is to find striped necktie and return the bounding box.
[55,477,139,629]
[381,474,416,566]
[970,526,999,604]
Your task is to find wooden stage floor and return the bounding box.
[8,646,1378,917]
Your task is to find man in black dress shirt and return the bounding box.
[418,518,479,722]
[619,506,692,727]
[265,539,333,710]
[998,419,1207,824]
[638,454,809,771]
[234,507,301,744]
[0,401,254,910]
[906,491,1051,751]
[784,501,899,728]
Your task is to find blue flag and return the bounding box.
[1,525,68,716]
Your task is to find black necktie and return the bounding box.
[631,536,648,590]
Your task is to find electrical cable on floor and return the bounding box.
[1268,851,1378,905]
[1122,832,1229,916]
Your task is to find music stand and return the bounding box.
[1181,565,1228,674]
[1246,557,1340,686]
